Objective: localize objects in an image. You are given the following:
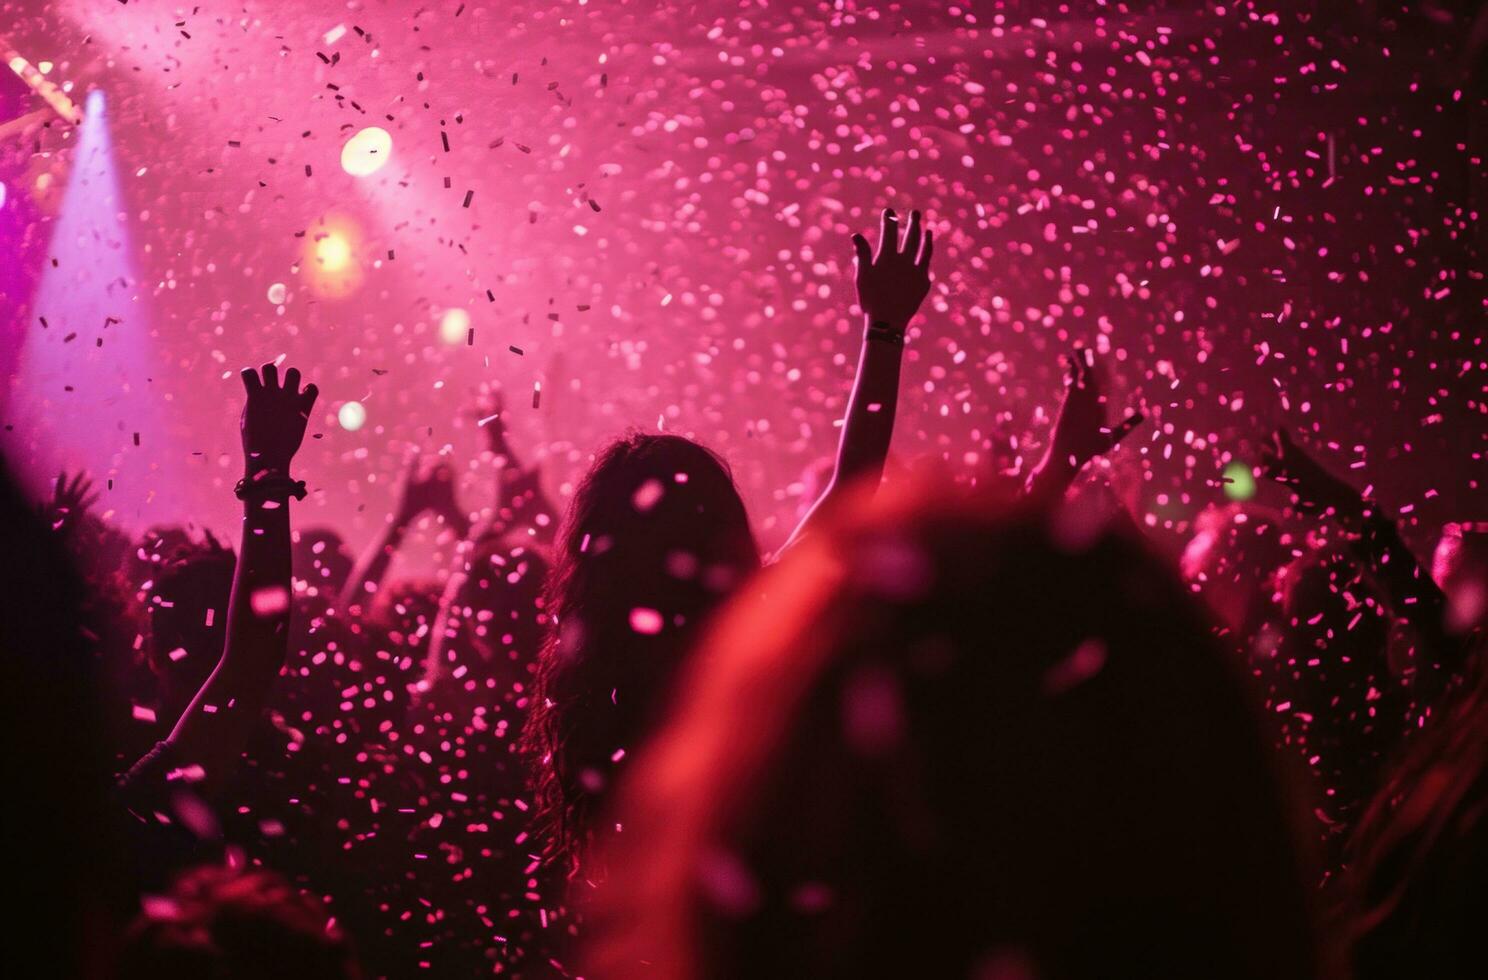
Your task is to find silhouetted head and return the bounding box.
[131,523,198,591]
[1278,547,1389,664]
[118,865,361,980]
[148,542,236,715]
[1433,522,1488,633]
[591,482,1319,980]
[1182,502,1299,635]
[524,432,761,876]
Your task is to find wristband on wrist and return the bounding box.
[235,470,307,502]
[866,319,905,346]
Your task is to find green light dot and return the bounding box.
[1223,461,1256,501]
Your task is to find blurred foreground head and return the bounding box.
[592,481,1320,980]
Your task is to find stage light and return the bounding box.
[439,307,470,345]
[301,216,363,299]
[4,49,82,124]
[314,231,352,271]
[1222,461,1256,501]
[341,126,392,177]
[0,180,6,209]
[2,71,185,522]
[266,282,287,305]
[338,401,367,431]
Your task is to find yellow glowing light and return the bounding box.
[439,308,471,345]
[314,232,353,272]
[338,401,367,431]
[341,126,393,177]
[301,215,364,299]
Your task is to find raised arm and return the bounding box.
[339,453,468,614]
[1259,428,1462,689]
[1024,348,1144,501]
[477,385,557,543]
[782,208,933,551]
[141,364,318,785]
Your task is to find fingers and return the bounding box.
[299,382,319,413]
[241,366,263,393]
[1267,429,1285,460]
[1273,428,1297,460]
[1259,430,1285,472]
[877,208,897,261]
[851,233,872,268]
[1106,410,1145,450]
[902,210,923,261]
[284,367,301,393]
[260,362,279,390]
[1065,349,1091,389]
[919,227,934,269]
[1062,353,1080,389]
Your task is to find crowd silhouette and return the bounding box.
[4,208,1485,979]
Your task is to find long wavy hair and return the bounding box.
[522,432,761,877]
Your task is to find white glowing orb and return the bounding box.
[439,308,471,345]
[266,282,287,305]
[338,401,367,431]
[314,232,353,272]
[341,127,393,177]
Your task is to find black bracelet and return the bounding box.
[234,472,307,502]
[866,320,905,346]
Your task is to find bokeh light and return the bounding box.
[439,308,470,345]
[314,232,352,272]
[300,216,363,299]
[1222,462,1258,502]
[266,282,287,306]
[341,126,393,177]
[338,401,367,432]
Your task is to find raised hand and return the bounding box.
[240,363,318,477]
[1259,428,1361,517]
[473,384,513,460]
[47,470,99,528]
[1047,348,1144,471]
[851,208,934,330]
[395,453,464,527]
[52,472,98,517]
